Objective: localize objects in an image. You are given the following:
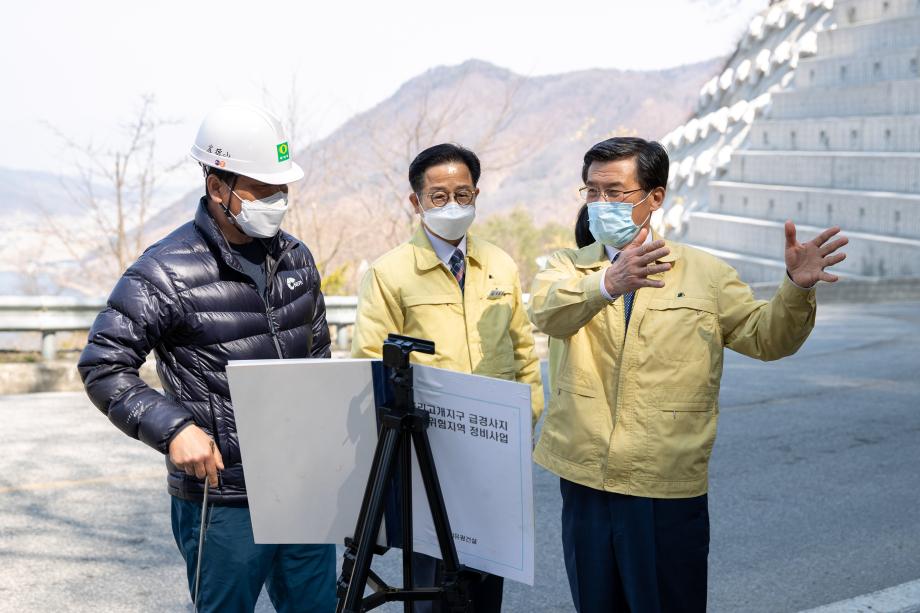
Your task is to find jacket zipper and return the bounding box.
[263,242,298,359]
[205,237,294,496]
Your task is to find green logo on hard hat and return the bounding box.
[276,142,290,162]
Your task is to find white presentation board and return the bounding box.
[411,365,534,585]
[226,358,534,585]
[226,359,383,546]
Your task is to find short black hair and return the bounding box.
[408,143,481,194]
[575,137,669,248]
[581,137,669,190]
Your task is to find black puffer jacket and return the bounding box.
[78,198,330,506]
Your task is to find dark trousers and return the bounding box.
[559,479,709,613]
[171,496,336,613]
[411,551,504,612]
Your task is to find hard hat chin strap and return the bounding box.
[214,172,240,227]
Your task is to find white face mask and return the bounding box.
[420,201,476,241]
[226,188,288,239]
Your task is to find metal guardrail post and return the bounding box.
[41,331,57,362]
[337,325,350,350]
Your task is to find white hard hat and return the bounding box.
[190,101,304,185]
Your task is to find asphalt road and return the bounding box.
[0,301,918,612]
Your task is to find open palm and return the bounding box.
[784,221,849,288]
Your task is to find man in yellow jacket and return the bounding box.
[353,143,543,612]
[529,137,848,613]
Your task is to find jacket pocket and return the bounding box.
[402,294,461,333]
[557,377,597,398]
[478,287,515,372]
[400,294,461,368]
[640,297,719,363]
[542,375,603,467]
[644,387,717,482]
[402,294,460,308]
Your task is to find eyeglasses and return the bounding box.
[578,186,645,203]
[423,189,475,207]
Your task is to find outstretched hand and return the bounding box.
[784,221,848,288]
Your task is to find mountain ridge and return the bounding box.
[5,57,723,295]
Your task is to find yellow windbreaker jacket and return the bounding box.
[352,228,543,426]
[529,238,816,498]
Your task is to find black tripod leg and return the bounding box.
[338,419,392,609]
[346,417,392,557]
[400,429,414,613]
[340,425,403,613]
[411,429,462,573]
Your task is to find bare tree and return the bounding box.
[40,95,179,295]
[361,84,470,243]
[259,66,539,293]
[284,146,359,293]
[354,67,537,247]
[262,79,362,293]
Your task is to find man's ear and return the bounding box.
[409,192,422,215]
[206,174,224,204]
[648,187,666,211]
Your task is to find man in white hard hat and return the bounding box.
[79,101,336,612]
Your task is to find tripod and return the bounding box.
[336,334,475,613]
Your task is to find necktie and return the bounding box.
[623,290,635,328]
[612,252,635,329]
[449,248,465,292]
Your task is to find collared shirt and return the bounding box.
[599,231,654,301]
[423,226,467,267]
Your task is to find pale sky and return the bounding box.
[1,0,765,190]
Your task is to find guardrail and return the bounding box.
[0,296,360,361]
[5,277,920,361]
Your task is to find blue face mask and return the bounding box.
[587,191,653,248]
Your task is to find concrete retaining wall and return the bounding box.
[727,151,920,193]
[686,211,920,277]
[771,79,920,118]
[748,115,920,152]
[818,15,920,57]
[834,0,920,25]
[708,181,920,238]
[799,47,920,88]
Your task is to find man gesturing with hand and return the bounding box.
[601,228,671,296]
[529,137,847,613]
